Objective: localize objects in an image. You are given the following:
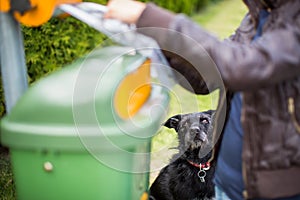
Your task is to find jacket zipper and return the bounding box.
[288,97,300,134]
[242,162,249,199]
[241,94,249,199]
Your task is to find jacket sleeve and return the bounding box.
[136,3,300,92]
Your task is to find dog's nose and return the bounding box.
[191,127,206,142]
[190,127,201,135]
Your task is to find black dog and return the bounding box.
[150,110,216,200]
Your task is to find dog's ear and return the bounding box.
[203,110,215,116]
[163,115,181,130]
[203,110,216,119]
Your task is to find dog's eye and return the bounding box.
[200,117,209,124]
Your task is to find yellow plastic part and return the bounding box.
[114,59,152,119]
[13,0,81,27]
[140,192,149,200]
[0,0,10,12]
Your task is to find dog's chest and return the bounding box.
[169,163,215,200]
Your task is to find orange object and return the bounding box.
[114,59,152,119]
[140,192,149,200]
[13,0,81,26]
[0,0,10,12]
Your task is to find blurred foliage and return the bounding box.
[145,0,222,15]
[23,17,107,83]
[0,148,15,200]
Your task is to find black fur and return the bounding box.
[150,110,216,200]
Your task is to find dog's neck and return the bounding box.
[187,159,211,170]
[182,148,212,168]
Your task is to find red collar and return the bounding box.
[187,160,211,170]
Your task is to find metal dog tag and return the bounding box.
[197,170,206,183]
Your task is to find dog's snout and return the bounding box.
[190,127,207,142]
[197,133,207,142]
[190,127,201,135]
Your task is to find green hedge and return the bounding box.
[0,0,221,117]
[24,17,106,83]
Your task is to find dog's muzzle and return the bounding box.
[190,126,207,143]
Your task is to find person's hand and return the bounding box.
[105,0,146,24]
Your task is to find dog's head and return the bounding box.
[164,110,215,157]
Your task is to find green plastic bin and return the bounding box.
[1,46,169,200]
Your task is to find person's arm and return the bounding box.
[106,1,300,92]
[106,1,212,94]
[137,4,300,91]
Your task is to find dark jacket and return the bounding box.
[136,0,300,199]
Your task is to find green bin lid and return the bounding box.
[1,46,169,152]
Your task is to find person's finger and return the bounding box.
[104,0,146,24]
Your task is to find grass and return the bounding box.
[192,0,247,39]
[0,148,15,200]
[0,0,247,198]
